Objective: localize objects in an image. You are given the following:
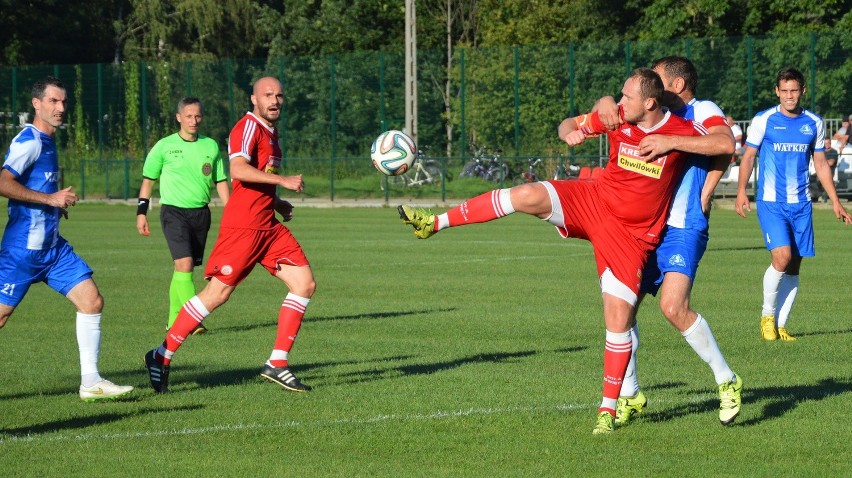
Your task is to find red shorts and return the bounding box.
[543,180,656,295]
[204,223,310,286]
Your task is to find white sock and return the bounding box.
[776,274,799,328]
[619,324,640,397]
[762,265,785,316]
[682,314,735,385]
[436,213,449,231]
[77,312,103,387]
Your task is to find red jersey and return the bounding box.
[575,110,708,243]
[224,112,283,230]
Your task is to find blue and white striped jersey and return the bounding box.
[667,98,727,230]
[2,124,62,250]
[746,106,824,203]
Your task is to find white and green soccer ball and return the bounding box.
[371,129,417,176]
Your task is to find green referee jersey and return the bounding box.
[142,133,227,208]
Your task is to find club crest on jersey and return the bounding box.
[668,254,687,267]
[617,143,664,179]
[799,124,813,135]
[202,162,212,176]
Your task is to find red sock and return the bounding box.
[269,293,310,367]
[444,189,514,228]
[599,330,632,416]
[163,296,209,365]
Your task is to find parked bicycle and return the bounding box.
[512,158,545,185]
[459,144,508,182]
[382,147,443,190]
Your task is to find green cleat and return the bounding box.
[592,411,615,435]
[718,373,743,425]
[615,390,647,425]
[398,205,437,239]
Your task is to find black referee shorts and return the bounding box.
[159,204,212,266]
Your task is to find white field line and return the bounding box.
[0,393,718,445]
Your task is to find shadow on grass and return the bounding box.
[789,327,852,338]
[706,246,765,252]
[334,347,589,385]
[0,404,203,440]
[643,376,852,426]
[213,307,458,333]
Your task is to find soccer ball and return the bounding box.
[371,130,416,176]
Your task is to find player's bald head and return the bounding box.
[253,77,282,95]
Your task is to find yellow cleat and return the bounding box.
[760,315,778,341]
[718,373,743,425]
[398,205,437,239]
[592,411,615,435]
[615,390,647,425]
[777,327,797,341]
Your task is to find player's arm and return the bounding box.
[734,145,758,217]
[638,126,734,160]
[275,197,294,222]
[558,112,604,146]
[229,157,304,192]
[812,151,852,224]
[0,168,77,208]
[592,96,622,130]
[699,124,737,213]
[215,180,230,207]
[136,177,156,236]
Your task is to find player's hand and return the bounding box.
[638,135,675,161]
[60,208,68,220]
[734,191,751,218]
[280,174,304,193]
[50,186,77,208]
[136,215,150,236]
[561,130,587,146]
[276,199,294,222]
[833,203,852,225]
[597,96,621,130]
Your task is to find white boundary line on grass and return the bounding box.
[1,401,594,444]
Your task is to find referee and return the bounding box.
[137,97,230,333]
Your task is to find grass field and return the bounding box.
[0,202,850,477]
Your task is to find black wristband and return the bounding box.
[137,198,150,216]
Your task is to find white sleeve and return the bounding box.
[3,134,40,177]
[745,113,767,148]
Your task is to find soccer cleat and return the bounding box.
[79,379,134,402]
[718,373,743,425]
[760,315,778,341]
[777,327,797,341]
[615,390,647,425]
[191,323,208,335]
[260,364,313,392]
[592,411,615,435]
[144,349,170,393]
[397,205,437,239]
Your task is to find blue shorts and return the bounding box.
[756,200,814,257]
[0,238,93,307]
[640,226,708,296]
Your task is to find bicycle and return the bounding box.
[381,147,442,190]
[459,144,508,182]
[512,158,545,185]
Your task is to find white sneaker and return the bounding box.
[79,379,134,402]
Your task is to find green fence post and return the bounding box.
[279,57,287,166]
[379,51,386,131]
[809,32,816,111]
[624,40,631,77]
[80,160,86,199]
[140,62,148,156]
[227,59,235,128]
[105,159,110,199]
[186,61,192,96]
[97,63,103,162]
[747,36,753,119]
[11,67,16,125]
[330,56,337,201]
[513,46,520,155]
[124,158,130,199]
[569,43,575,116]
[459,49,466,160]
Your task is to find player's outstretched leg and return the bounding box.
[718,373,742,425]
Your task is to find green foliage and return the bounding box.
[123,62,142,158]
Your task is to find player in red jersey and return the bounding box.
[145,77,316,394]
[398,68,734,434]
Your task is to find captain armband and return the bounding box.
[136,198,150,216]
